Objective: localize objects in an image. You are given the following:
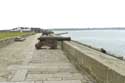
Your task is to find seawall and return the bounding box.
[62,41,125,83]
[0,33,34,48]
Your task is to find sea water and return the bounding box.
[54,30,125,58]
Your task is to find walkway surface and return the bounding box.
[0,34,95,83]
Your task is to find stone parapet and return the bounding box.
[62,41,125,83]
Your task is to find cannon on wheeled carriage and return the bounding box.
[42,30,54,36]
[35,36,71,49]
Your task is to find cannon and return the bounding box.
[15,37,25,41]
[55,32,68,35]
[35,36,71,49]
[42,30,54,36]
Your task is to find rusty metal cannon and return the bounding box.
[35,36,71,49]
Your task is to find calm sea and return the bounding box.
[54,30,125,58]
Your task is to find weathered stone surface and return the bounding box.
[46,77,62,81]
[44,80,82,83]
[0,34,38,81]
[11,69,28,81]
[0,82,34,83]
[26,73,83,81]
[63,41,125,83]
[0,34,95,83]
[35,81,43,83]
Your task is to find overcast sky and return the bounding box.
[0,0,125,30]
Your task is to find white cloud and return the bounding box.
[0,0,125,30]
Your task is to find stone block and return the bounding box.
[11,69,28,81]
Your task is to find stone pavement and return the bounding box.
[0,34,95,83]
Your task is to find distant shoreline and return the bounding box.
[50,28,125,31]
[1,27,125,31]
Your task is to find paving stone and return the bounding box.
[8,64,75,72]
[46,77,62,81]
[29,63,72,66]
[27,74,54,81]
[35,81,43,83]
[44,80,82,83]
[0,82,34,83]
[11,69,28,81]
[26,73,83,81]
[0,77,7,81]
[28,67,77,73]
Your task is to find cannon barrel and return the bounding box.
[38,36,71,41]
[42,30,54,36]
[55,32,68,35]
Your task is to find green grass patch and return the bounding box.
[0,32,32,40]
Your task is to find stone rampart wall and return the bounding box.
[62,41,125,83]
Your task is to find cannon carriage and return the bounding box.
[41,30,54,36]
[35,36,71,49]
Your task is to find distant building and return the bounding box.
[10,27,43,32]
[10,27,31,32]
